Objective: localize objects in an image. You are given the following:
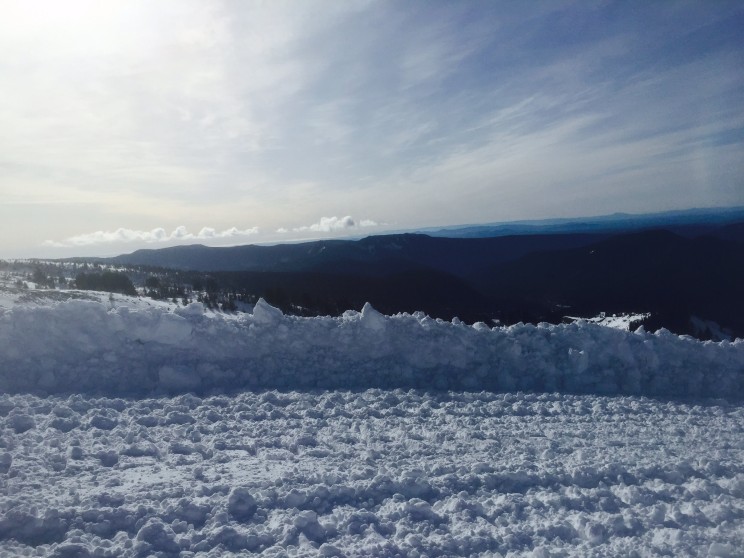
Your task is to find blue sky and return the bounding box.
[1,1,742,257]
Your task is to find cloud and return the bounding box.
[307,216,356,232]
[288,216,378,233]
[44,226,259,247]
[196,226,260,239]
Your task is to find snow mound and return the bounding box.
[0,298,742,398]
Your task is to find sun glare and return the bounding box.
[4,0,155,57]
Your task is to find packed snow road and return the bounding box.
[1,390,743,557]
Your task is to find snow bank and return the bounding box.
[0,298,742,398]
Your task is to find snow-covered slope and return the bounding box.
[0,293,742,398]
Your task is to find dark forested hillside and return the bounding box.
[471,230,744,337]
[104,233,608,276]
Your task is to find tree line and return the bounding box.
[74,271,137,296]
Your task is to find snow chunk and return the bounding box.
[88,415,117,430]
[0,453,11,474]
[251,298,284,324]
[9,413,35,433]
[360,302,386,331]
[175,301,205,317]
[97,450,119,467]
[293,510,327,543]
[135,518,180,555]
[228,487,258,522]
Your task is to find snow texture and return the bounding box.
[0,391,743,557]
[0,298,742,399]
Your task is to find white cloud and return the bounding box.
[293,216,378,233]
[196,226,259,239]
[44,226,259,247]
[310,216,355,232]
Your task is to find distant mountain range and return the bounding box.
[104,233,609,276]
[420,206,744,239]
[73,208,744,339]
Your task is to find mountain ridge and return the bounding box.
[60,214,744,339]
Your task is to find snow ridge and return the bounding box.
[0,299,742,398]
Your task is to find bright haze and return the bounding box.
[1,1,742,258]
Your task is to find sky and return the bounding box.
[1,0,743,258]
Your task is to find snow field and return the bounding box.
[0,298,742,398]
[1,390,743,557]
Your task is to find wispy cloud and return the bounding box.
[44,226,259,247]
